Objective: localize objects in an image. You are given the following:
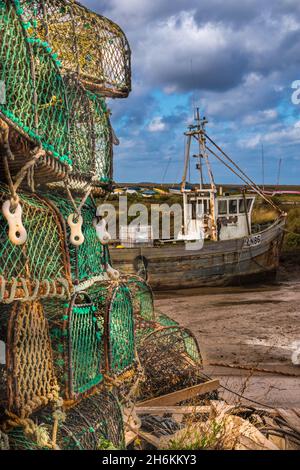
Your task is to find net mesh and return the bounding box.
[42,297,69,396]
[0,184,70,301]
[6,301,59,418]
[8,389,125,450]
[69,297,102,396]
[87,91,112,183]
[0,1,118,183]
[107,284,135,375]
[42,295,104,400]
[64,74,94,177]
[46,193,108,282]
[138,325,204,400]
[126,277,156,322]
[56,391,125,450]
[0,0,71,166]
[19,0,131,97]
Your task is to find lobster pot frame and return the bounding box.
[0,185,71,303]
[63,74,95,178]
[106,285,135,376]
[68,293,103,398]
[42,294,104,401]
[6,301,59,418]
[87,91,113,184]
[46,193,109,283]
[126,276,156,322]
[0,2,116,185]
[19,0,131,97]
[8,389,125,450]
[57,390,125,450]
[138,326,203,400]
[0,0,72,174]
[88,282,136,376]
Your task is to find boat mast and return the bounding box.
[181,109,218,241]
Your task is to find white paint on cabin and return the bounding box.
[182,192,255,241]
[217,196,255,241]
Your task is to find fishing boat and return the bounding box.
[110,111,286,290]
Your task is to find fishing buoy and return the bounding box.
[67,213,85,246]
[93,217,111,245]
[2,200,27,245]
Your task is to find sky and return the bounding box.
[83,0,300,185]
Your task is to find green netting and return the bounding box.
[126,277,155,321]
[8,428,48,450]
[43,296,103,399]
[69,298,102,395]
[32,40,70,162]
[157,311,179,327]
[108,285,135,374]
[87,91,112,183]
[46,193,109,282]
[87,282,108,326]
[0,0,71,166]
[64,75,95,177]
[0,1,34,135]
[19,0,131,97]
[0,184,68,290]
[0,2,115,180]
[42,297,68,393]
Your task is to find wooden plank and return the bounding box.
[135,405,211,415]
[125,431,138,446]
[136,431,161,449]
[136,379,219,408]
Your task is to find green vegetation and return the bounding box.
[283,208,300,250]
[97,437,119,450]
[167,420,224,450]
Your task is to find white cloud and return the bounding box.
[148,116,166,132]
[243,108,278,125]
[238,120,300,149]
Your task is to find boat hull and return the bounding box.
[110,218,286,290]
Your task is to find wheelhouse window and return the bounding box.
[218,200,227,215]
[239,198,252,213]
[191,201,197,219]
[229,200,238,214]
[203,199,210,214]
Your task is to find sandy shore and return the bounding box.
[154,265,300,408]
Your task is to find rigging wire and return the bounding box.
[204,133,282,213]
[205,145,281,213]
[198,369,275,410]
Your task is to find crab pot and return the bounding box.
[8,389,125,450]
[138,325,205,400]
[5,301,59,419]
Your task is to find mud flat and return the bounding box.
[155,257,300,408]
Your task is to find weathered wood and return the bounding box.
[125,430,138,446]
[136,379,219,408]
[125,422,161,448]
[136,431,161,448]
[135,405,211,415]
[110,218,285,290]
